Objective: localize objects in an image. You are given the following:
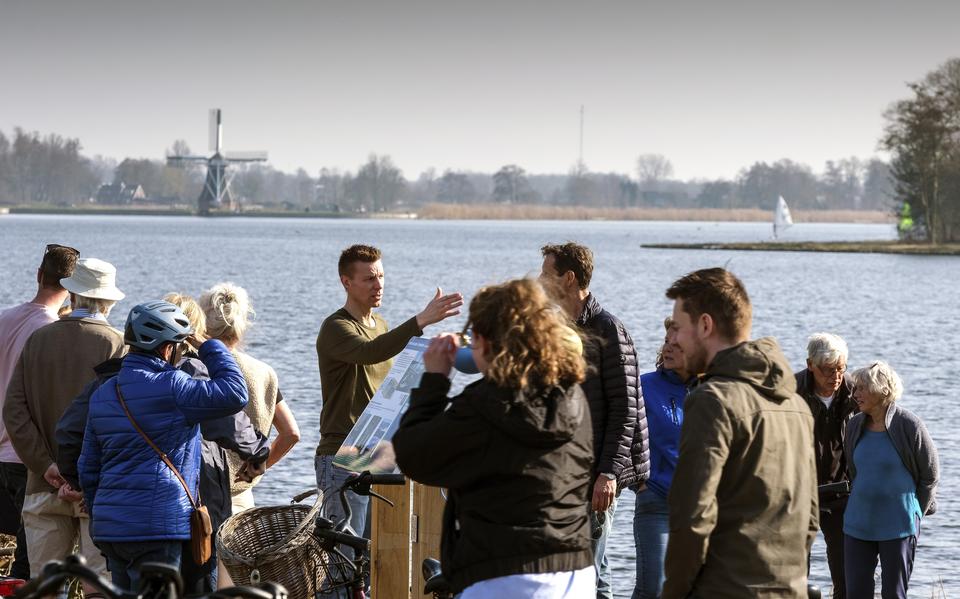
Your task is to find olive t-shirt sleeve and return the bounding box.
[319,315,422,365]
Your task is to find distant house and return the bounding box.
[96,182,147,205]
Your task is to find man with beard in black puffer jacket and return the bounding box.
[540,242,649,599]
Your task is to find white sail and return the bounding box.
[773,195,793,239]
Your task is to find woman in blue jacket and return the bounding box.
[632,318,689,599]
[78,301,249,591]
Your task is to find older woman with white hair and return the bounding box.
[842,361,939,599]
[200,282,301,513]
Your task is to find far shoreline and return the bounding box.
[642,241,960,256]
[1,203,894,224]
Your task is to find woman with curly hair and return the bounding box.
[393,278,595,598]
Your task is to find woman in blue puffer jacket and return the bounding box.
[632,318,690,599]
[78,300,249,591]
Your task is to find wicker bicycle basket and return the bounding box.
[217,493,340,599]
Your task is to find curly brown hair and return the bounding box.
[540,242,593,289]
[468,278,585,389]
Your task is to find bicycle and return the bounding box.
[419,558,453,599]
[13,554,287,599]
[290,470,406,599]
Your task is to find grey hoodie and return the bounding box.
[845,402,939,516]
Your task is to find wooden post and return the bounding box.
[370,481,446,598]
[411,484,446,592]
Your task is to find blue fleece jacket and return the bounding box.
[78,339,248,542]
[639,368,687,498]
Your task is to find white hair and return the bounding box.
[73,295,117,317]
[851,361,903,405]
[200,282,254,343]
[806,333,849,367]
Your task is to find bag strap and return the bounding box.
[115,382,202,510]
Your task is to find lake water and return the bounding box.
[1,215,955,597]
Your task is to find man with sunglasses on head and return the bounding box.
[0,243,78,579]
[3,255,126,582]
[795,333,856,599]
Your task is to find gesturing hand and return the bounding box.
[416,288,463,329]
[423,334,459,378]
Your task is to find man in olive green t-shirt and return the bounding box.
[315,244,461,540]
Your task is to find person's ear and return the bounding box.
[340,274,350,291]
[563,270,577,289]
[36,268,43,285]
[697,313,714,339]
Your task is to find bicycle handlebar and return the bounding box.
[16,556,134,599]
[15,555,287,599]
[312,527,372,553]
[360,473,406,486]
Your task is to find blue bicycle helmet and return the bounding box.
[124,300,194,352]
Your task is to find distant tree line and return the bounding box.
[0,133,905,215]
[882,58,960,243]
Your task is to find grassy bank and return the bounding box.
[417,203,894,223]
[642,241,960,255]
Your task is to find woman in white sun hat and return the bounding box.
[60,257,126,319]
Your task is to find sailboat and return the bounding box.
[773,195,793,239]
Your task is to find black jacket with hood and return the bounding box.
[393,372,594,593]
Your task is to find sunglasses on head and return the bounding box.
[45,243,80,257]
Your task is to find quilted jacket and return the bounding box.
[78,339,248,542]
[575,294,650,490]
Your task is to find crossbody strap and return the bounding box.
[115,382,201,510]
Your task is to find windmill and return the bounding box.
[167,109,267,216]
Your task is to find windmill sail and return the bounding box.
[773,195,793,239]
[167,109,267,215]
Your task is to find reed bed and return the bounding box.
[417,203,894,223]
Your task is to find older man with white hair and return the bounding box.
[794,332,856,599]
[3,257,126,578]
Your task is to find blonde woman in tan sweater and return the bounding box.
[200,282,301,513]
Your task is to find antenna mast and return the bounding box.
[579,104,584,167]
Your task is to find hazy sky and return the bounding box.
[2,0,958,180]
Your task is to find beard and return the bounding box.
[682,341,709,376]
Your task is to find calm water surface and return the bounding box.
[1,215,954,597]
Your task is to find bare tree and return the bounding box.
[635,153,674,187]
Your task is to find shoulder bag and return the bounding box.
[115,383,213,565]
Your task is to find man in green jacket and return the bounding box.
[315,244,461,543]
[662,267,817,599]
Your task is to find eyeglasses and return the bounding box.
[457,324,476,349]
[817,363,846,377]
[45,243,79,258]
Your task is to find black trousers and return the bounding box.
[0,462,30,579]
[820,506,847,599]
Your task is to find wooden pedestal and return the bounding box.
[370,481,446,599]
